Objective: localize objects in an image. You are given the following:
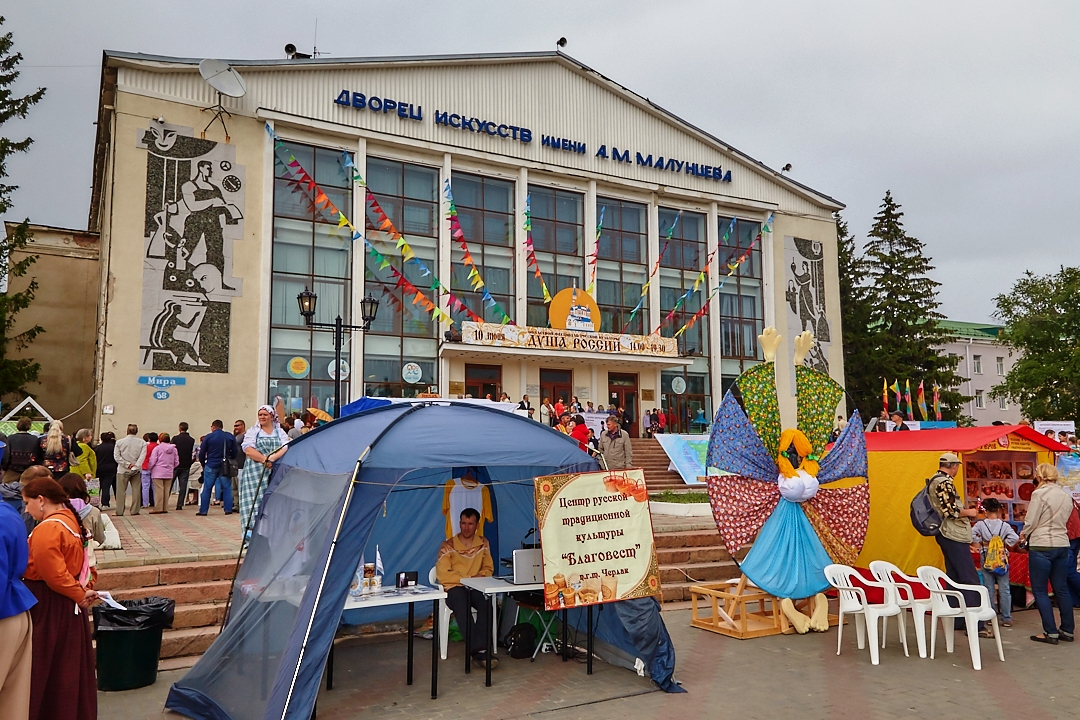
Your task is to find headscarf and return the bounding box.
[257,404,281,430]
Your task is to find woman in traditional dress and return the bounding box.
[238,405,290,532]
[20,477,98,720]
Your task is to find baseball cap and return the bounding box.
[939,452,960,464]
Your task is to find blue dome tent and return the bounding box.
[166,402,681,720]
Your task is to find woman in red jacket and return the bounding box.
[569,414,593,455]
[20,477,97,720]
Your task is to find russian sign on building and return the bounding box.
[534,469,661,611]
[460,322,678,357]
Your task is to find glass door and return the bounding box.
[608,373,639,438]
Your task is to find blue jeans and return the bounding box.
[980,569,1012,621]
[1068,538,1080,608]
[199,464,233,514]
[1029,547,1075,636]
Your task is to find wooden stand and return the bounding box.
[690,575,839,639]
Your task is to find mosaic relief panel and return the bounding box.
[136,122,244,373]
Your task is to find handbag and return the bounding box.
[221,436,238,478]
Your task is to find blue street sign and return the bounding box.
[153,390,170,401]
[138,376,187,389]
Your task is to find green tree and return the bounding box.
[835,211,878,421]
[990,267,1080,420]
[0,16,46,413]
[860,191,967,420]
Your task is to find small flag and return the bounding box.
[882,378,889,414]
[917,380,928,421]
[890,380,901,412]
[904,380,914,421]
[375,545,384,577]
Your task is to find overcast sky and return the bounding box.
[4,1,1077,323]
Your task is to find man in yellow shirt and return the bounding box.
[436,507,497,668]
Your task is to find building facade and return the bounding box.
[938,320,1022,425]
[2,223,100,431]
[87,51,844,436]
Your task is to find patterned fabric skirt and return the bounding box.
[237,435,279,531]
[25,579,96,720]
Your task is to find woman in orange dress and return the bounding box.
[20,477,98,720]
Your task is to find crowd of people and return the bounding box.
[0,405,310,720]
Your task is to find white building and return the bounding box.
[87,50,845,435]
[938,320,1022,424]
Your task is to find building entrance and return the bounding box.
[465,364,501,400]
[608,372,639,438]
[540,369,572,412]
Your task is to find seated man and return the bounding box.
[436,507,498,669]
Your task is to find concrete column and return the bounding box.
[350,136,367,402]
[516,167,529,324]
[707,201,722,406]
[584,179,597,298]
[646,195,661,334]
[439,153,452,398]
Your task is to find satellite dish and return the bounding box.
[199,59,247,98]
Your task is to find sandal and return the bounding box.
[1001,620,1012,627]
[978,628,994,638]
[1030,634,1059,645]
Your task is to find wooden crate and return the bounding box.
[690,576,839,639]
[689,576,783,639]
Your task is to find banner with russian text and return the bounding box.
[535,469,661,611]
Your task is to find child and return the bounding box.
[971,498,1019,628]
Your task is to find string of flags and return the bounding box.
[265,123,460,328]
[882,377,941,422]
[650,218,735,335]
[672,213,772,337]
[443,180,515,325]
[622,211,680,334]
[522,194,553,304]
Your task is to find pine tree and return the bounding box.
[835,212,877,420]
[0,17,46,413]
[862,191,967,420]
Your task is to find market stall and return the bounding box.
[858,425,1069,575]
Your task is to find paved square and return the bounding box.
[100,604,1080,719]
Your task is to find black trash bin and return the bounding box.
[93,596,176,691]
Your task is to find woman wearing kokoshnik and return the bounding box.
[238,405,290,533]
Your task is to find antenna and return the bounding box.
[198,59,247,141]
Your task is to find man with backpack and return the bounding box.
[927,452,986,634]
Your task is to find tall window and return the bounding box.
[527,186,583,327]
[998,396,1008,410]
[595,197,647,334]
[996,356,1005,375]
[975,389,985,409]
[269,142,353,416]
[450,173,515,323]
[972,355,983,374]
[364,158,439,397]
[658,209,711,433]
[718,217,764,390]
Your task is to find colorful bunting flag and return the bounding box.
[917,380,928,421]
[443,180,515,325]
[904,380,914,421]
[933,384,942,422]
[523,194,553,304]
[587,205,604,295]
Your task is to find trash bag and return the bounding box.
[94,596,176,631]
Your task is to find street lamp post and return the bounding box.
[296,288,380,419]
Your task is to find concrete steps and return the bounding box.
[96,559,236,660]
[651,520,741,603]
[630,438,694,491]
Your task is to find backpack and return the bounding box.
[983,528,1009,577]
[506,622,538,659]
[910,477,942,536]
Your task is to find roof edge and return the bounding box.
[102,49,843,211]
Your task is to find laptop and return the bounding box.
[511,548,543,585]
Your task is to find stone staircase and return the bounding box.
[96,560,237,661]
[631,437,694,492]
[652,518,740,603]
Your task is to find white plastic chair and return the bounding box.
[916,566,1003,671]
[824,564,908,665]
[428,567,498,660]
[429,567,453,660]
[869,560,933,659]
